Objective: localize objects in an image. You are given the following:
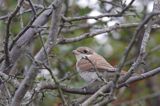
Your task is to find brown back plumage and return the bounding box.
[77,52,115,72]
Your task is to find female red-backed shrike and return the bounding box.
[73,47,126,83]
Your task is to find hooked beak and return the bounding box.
[72,50,79,55]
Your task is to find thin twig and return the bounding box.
[4,0,25,66]
[108,9,160,106]
[81,81,113,106]
[58,23,138,44]
[124,44,160,66]
[0,7,43,20]
[63,0,135,22]
[120,12,160,83]
[0,71,19,87]
[10,1,64,106]
[9,9,45,50]
[43,64,68,106]
[84,56,107,82]
[37,32,49,64]
[27,0,37,16]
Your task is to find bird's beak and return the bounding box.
[72,50,79,55]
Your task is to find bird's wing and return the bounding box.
[77,54,116,72]
[91,54,116,72]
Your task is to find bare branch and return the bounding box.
[4,0,24,67]
[0,0,54,74]
[118,67,160,88]
[63,0,135,22]
[58,23,138,44]
[0,7,43,20]
[121,3,160,83]
[81,81,113,106]
[37,67,160,95]
[10,0,64,106]
[0,72,19,87]
[27,0,37,16]
[43,64,68,106]
[9,9,45,51]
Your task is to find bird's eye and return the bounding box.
[83,50,88,53]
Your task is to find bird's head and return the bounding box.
[72,47,96,61]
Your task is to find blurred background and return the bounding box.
[0,0,160,106]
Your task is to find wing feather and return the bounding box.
[77,54,116,72]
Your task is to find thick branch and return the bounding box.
[37,67,160,94]
[10,0,64,106]
[0,0,54,74]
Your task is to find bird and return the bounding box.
[72,46,126,83]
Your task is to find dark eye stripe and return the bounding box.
[77,49,88,53]
[77,49,93,54]
[83,50,88,53]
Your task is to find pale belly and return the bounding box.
[76,67,116,83]
[79,71,99,82]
